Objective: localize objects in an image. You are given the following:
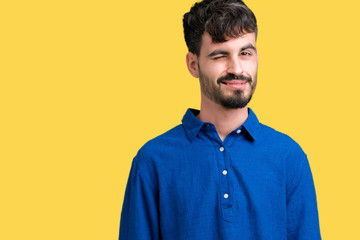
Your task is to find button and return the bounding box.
[236,129,241,134]
[224,193,229,199]
[219,147,224,152]
[222,170,228,175]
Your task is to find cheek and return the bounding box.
[200,62,225,80]
[244,61,258,76]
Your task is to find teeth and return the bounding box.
[221,82,245,85]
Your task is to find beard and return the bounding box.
[198,68,257,109]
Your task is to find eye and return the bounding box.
[213,56,225,60]
[241,51,251,56]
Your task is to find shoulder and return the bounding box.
[132,124,188,174]
[257,122,309,186]
[246,108,304,156]
[255,122,307,177]
[138,124,187,156]
[258,122,305,156]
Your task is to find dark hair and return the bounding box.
[183,0,257,55]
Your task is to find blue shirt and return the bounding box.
[119,108,321,240]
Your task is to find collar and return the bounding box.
[181,108,261,142]
[181,109,205,142]
[242,108,261,141]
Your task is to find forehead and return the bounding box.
[199,31,256,55]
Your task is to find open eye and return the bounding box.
[241,51,251,56]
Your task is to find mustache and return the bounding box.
[217,74,252,84]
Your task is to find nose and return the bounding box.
[228,57,243,75]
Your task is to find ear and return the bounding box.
[186,52,199,78]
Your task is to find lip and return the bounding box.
[220,80,248,89]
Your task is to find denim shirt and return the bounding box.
[119,108,321,240]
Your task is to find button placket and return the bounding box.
[217,144,232,222]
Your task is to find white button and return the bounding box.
[219,147,224,152]
[224,193,229,199]
[236,129,241,134]
[222,170,228,175]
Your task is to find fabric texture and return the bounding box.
[119,108,321,240]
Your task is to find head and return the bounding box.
[183,0,258,109]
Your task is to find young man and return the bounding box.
[119,0,321,239]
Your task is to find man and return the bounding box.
[119,0,321,239]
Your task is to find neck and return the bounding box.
[197,94,249,141]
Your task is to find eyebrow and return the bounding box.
[207,44,257,57]
[241,44,257,52]
[207,50,229,57]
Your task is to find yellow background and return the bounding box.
[1,0,359,239]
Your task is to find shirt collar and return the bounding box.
[182,108,261,142]
[182,109,204,142]
[242,108,261,141]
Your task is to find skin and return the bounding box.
[186,31,259,141]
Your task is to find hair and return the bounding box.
[183,0,257,56]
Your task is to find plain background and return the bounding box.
[1,0,359,239]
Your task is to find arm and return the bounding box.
[119,159,160,240]
[286,155,321,240]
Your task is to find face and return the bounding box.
[188,32,258,109]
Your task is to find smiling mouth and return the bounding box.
[220,80,247,85]
[219,80,248,89]
[222,81,245,85]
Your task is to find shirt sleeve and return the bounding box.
[119,157,160,240]
[286,153,321,240]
